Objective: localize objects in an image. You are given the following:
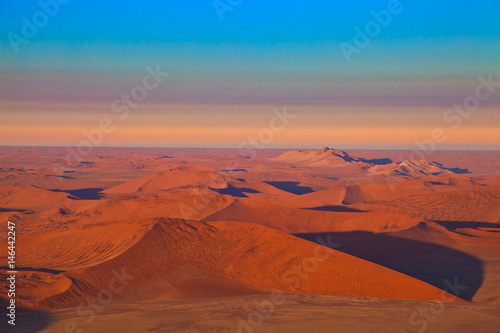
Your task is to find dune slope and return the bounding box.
[23,218,463,308]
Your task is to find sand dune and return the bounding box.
[102,166,294,202]
[80,186,235,222]
[16,218,461,309]
[353,189,500,222]
[1,146,499,332]
[3,218,155,271]
[0,185,69,212]
[256,185,347,208]
[0,270,72,302]
[202,198,420,233]
[103,168,230,194]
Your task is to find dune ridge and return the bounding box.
[16,218,463,309]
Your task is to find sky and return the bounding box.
[0,0,499,149]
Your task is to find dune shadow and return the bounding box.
[54,175,73,179]
[0,266,63,274]
[295,230,483,301]
[0,208,29,213]
[445,167,470,174]
[428,181,448,185]
[435,221,500,229]
[432,162,470,174]
[265,181,314,195]
[305,205,364,212]
[51,187,104,200]
[360,157,394,165]
[215,185,260,198]
[0,297,52,333]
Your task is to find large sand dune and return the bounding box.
[201,198,420,233]
[8,218,463,309]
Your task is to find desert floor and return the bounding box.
[0,146,499,333]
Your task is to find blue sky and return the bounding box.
[0,0,499,147]
[1,0,499,77]
[1,0,499,44]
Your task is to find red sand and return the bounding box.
[1,146,499,332]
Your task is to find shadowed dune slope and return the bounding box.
[296,222,487,301]
[20,218,464,308]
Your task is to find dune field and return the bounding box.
[0,146,499,332]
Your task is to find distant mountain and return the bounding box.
[278,147,455,178]
[278,146,364,166]
[395,160,454,177]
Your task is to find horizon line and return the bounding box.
[1,144,499,151]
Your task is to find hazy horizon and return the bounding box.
[1,1,499,149]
